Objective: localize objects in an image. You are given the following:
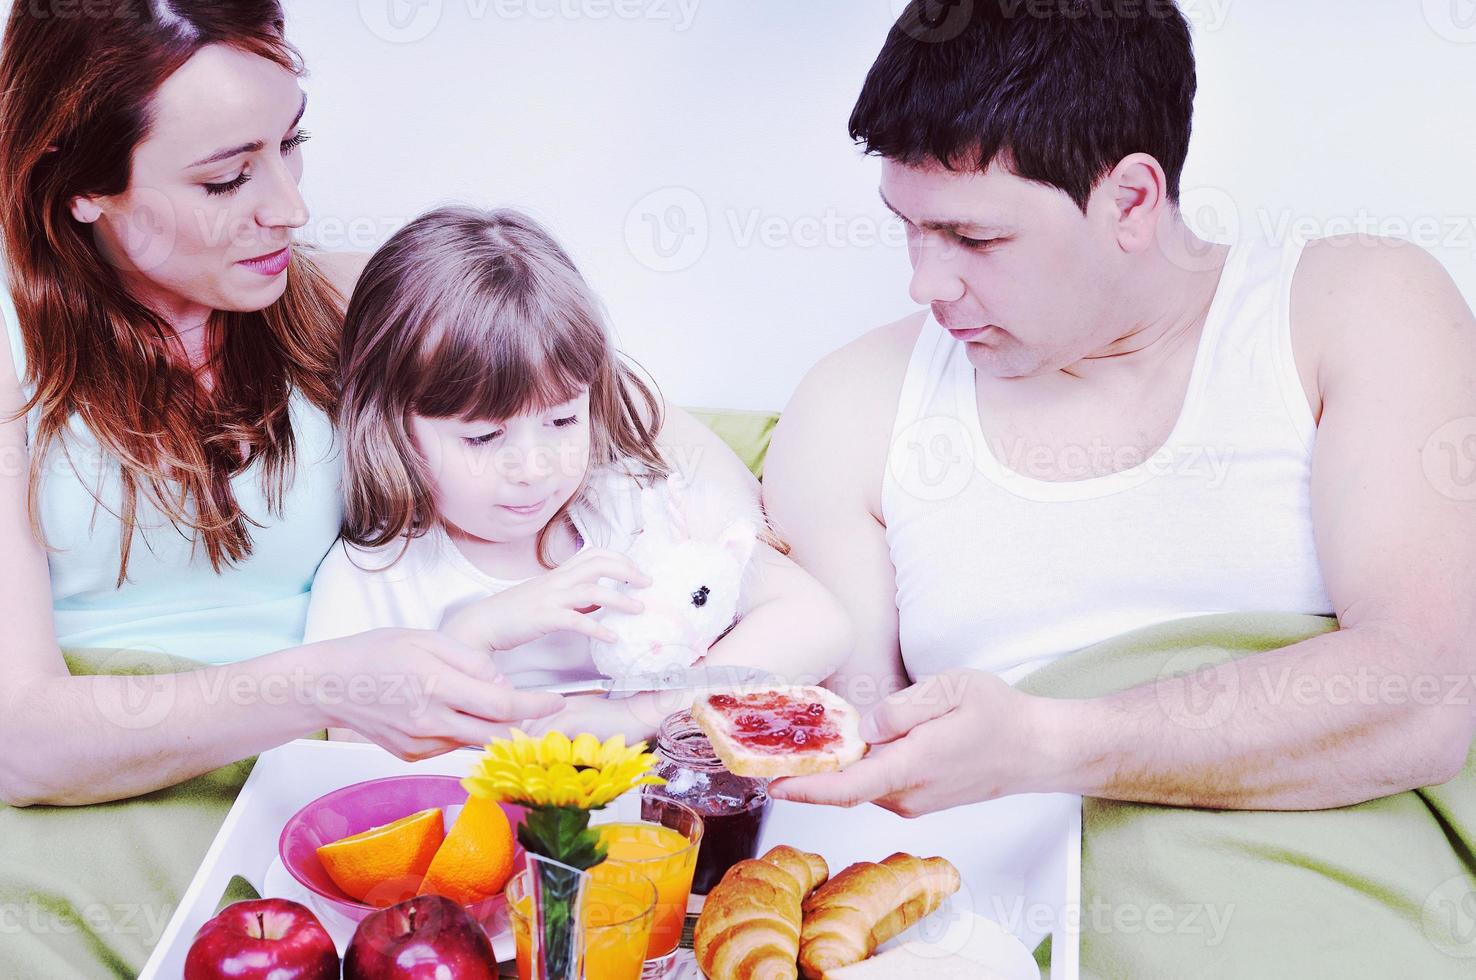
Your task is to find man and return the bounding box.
[763,0,1476,969]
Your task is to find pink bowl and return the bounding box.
[278,774,526,929]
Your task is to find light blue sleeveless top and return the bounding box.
[1,284,343,665]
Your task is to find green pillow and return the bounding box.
[686,407,780,480]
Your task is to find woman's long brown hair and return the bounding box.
[0,1,343,584]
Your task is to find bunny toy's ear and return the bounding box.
[717,520,758,569]
[636,483,679,545]
[661,482,692,542]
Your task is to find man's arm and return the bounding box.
[1049,237,1476,808]
[762,315,924,711]
[774,240,1476,815]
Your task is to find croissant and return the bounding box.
[798,852,960,978]
[694,845,830,980]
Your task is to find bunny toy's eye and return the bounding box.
[690,586,710,608]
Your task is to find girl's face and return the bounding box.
[71,43,311,320]
[409,390,594,544]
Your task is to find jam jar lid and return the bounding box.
[654,710,727,772]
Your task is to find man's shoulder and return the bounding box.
[767,310,929,512]
[805,310,928,388]
[783,310,928,432]
[1293,234,1453,302]
[1292,235,1471,391]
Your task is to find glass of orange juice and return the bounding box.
[507,866,656,980]
[589,795,703,978]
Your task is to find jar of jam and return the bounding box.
[643,710,772,895]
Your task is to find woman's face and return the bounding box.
[409,391,595,546]
[73,43,311,319]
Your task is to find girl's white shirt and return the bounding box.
[303,465,654,688]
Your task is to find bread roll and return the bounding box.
[694,845,830,979]
[798,852,960,978]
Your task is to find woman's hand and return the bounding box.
[306,628,565,761]
[442,548,651,651]
[768,669,1065,817]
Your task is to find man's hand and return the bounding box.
[769,669,1064,817]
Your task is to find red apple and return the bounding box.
[184,898,338,980]
[345,894,496,979]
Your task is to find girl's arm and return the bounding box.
[704,541,853,684]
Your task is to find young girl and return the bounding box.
[304,205,852,741]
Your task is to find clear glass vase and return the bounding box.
[520,853,592,980]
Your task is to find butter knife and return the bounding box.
[518,663,776,696]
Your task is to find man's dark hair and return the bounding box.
[850,0,1196,212]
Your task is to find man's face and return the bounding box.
[880,158,1123,379]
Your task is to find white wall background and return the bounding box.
[278,0,1476,411]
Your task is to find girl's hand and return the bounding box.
[442,548,651,652]
[307,628,564,761]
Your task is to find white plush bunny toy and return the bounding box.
[588,477,760,678]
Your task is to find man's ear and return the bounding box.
[69,194,104,224]
[1102,152,1167,255]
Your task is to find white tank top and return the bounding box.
[883,235,1334,686]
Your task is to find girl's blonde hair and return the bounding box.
[339,205,670,566]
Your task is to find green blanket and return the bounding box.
[0,649,322,979]
[1016,612,1476,978]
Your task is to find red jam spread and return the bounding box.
[706,692,842,754]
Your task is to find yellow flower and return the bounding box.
[463,729,666,810]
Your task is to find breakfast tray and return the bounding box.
[141,738,1080,978]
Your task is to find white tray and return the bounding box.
[141,738,1079,979]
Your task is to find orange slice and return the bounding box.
[417,795,516,906]
[315,807,445,907]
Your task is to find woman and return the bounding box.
[0,3,569,809]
